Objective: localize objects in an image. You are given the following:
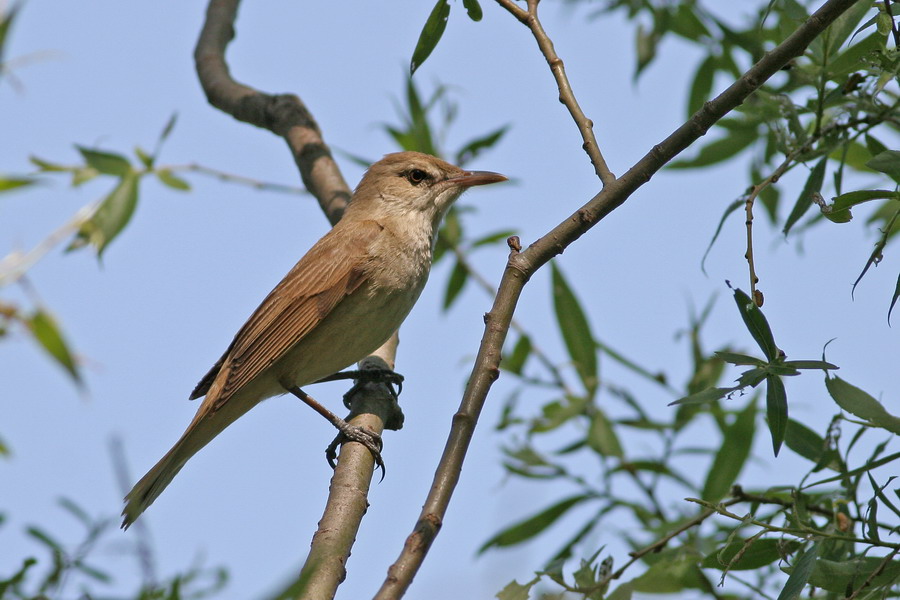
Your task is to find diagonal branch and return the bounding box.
[374,0,862,597]
[495,0,616,186]
[195,0,350,224]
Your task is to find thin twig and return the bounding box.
[495,0,616,186]
[374,2,864,597]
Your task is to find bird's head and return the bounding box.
[347,151,506,226]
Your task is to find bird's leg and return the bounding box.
[314,368,404,407]
[286,386,385,476]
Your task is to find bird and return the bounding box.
[121,151,507,528]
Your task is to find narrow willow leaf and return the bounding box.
[784,419,826,464]
[76,146,132,176]
[807,556,900,593]
[825,376,900,434]
[669,128,756,169]
[732,288,778,361]
[158,112,178,145]
[28,309,81,384]
[472,229,516,248]
[670,386,733,406]
[890,272,900,325]
[156,169,191,191]
[826,189,900,222]
[687,55,715,118]
[503,335,531,375]
[478,495,590,553]
[72,173,139,257]
[462,0,482,22]
[29,156,69,172]
[766,374,788,456]
[410,0,450,76]
[866,150,900,182]
[455,125,509,166]
[701,199,743,275]
[587,409,623,458]
[0,176,37,192]
[777,542,819,600]
[702,398,756,501]
[442,260,468,310]
[702,539,801,571]
[781,360,838,370]
[551,262,598,395]
[783,157,826,236]
[715,351,764,366]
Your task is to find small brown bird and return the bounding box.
[121,151,506,528]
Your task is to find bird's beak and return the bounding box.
[447,170,508,187]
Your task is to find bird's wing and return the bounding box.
[192,219,383,402]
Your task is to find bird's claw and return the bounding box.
[326,425,386,480]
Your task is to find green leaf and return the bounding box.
[825,0,874,52]
[702,538,801,571]
[701,199,743,275]
[670,386,733,406]
[784,419,826,464]
[462,0,482,22]
[410,0,450,76]
[777,542,819,600]
[27,309,81,384]
[732,288,779,361]
[587,409,623,458]
[827,32,883,79]
[866,150,900,182]
[455,125,509,166]
[890,272,900,324]
[156,169,191,191]
[806,556,900,593]
[0,2,21,67]
[479,495,591,553]
[496,579,536,600]
[824,189,900,223]
[766,374,787,456]
[472,229,516,248]
[825,376,900,434]
[71,173,140,256]
[29,156,69,172]
[0,176,36,192]
[443,260,468,310]
[76,146,132,176]
[783,157,826,236]
[669,127,757,169]
[702,398,755,501]
[687,55,715,119]
[551,262,598,396]
[781,360,837,370]
[503,335,531,375]
[715,351,764,366]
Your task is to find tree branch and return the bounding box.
[495,0,616,186]
[374,0,862,596]
[194,0,350,224]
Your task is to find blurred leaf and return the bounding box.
[777,542,819,600]
[784,419,827,464]
[551,262,598,396]
[443,260,468,310]
[587,409,623,458]
[669,128,757,169]
[29,156,69,172]
[479,495,591,553]
[630,549,704,593]
[634,24,658,78]
[462,0,482,22]
[702,538,801,571]
[156,169,191,191]
[472,229,516,248]
[687,55,715,119]
[716,351,763,366]
[825,376,900,434]
[26,526,63,553]
[806,556,900,593]
[825,0,874,52]
[158,112,178,146]
[410,0,450,76]
[496,579,536,600]
[827,32,882,79]
[890,272,900,324]
[766,374,787,456]
[702,398,755,501]
[503,335,531,375]
[783,158,826,236]
[825,189,900,223]
[0,176,37,192]
[0,2,20,66]
[732,288,778,361]
[867,150,900,182]
[670,386,733,406]
[455,125,509,166]
[71,173,139,256]
[865,134,888,158]
[701,199,743,275]
[76,146,132,177]
[27,309,81,384]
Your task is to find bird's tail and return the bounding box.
[121,395,250,529]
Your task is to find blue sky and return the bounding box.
[2,1,897,598]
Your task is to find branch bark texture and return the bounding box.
[374,0,863,597]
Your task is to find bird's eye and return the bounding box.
[406,169,429,185]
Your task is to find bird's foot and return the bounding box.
[326,424,385,480]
